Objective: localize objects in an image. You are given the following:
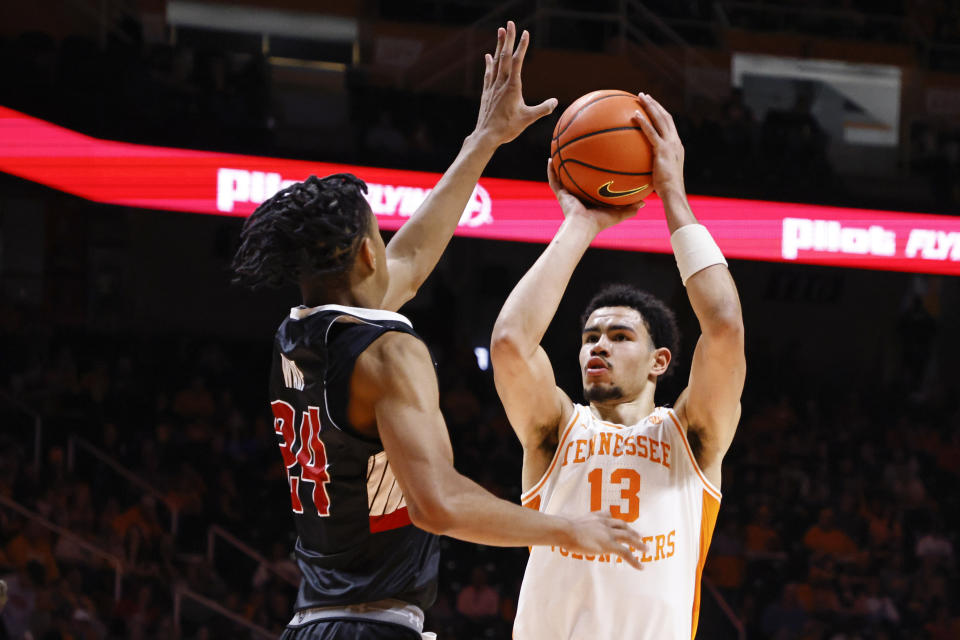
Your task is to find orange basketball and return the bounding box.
[550,90,654,207]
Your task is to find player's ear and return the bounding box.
[357,237,376,273]
[651,347,671,377]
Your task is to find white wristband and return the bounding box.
[670,224,727,286]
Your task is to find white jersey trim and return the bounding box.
[319,313,379,431]
[289,303,412,327]
[663,407,722,500]
[520,405,581,506]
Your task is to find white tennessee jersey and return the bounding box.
[514,404,721,640]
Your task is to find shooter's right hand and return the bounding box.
[547,158,641,233]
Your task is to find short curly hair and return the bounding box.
[580,284,681,378]
[231,174,372,289]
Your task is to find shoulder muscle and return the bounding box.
[350,331,436,433]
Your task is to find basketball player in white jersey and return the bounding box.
[491,93,746,640]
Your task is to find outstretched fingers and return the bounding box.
[526,96,558,123]
[614,545,643,570]
[598,515,648,570]
[475,21,556,144]
[511,29,530,80]
[497,21,517,84]
[623,521,648,553]
[489,27,505,82]
[513,29,556,124]
[483,53,493,91]
[612,530,645,570]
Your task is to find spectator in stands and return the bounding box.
[424,590,458,637]
[0,561,44,639]
[455,566,500,621]
[5,521,59,585]
[925,601,960,640]
[856,575,899,626]
[803,508,858,560]
[745,503,782,554]
[915,518,954,562]
[760,582,807,638]
[54,569,106,639]
[114,581,162,638]
[172,376,215,420]
[705,518,746,604]
[883,453,928,508]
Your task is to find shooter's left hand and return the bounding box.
[633,93,686,198]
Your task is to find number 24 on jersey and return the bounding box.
[271,400,332,517]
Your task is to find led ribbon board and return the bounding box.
[1,106,958,275]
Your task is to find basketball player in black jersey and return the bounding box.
[232,22,645,640]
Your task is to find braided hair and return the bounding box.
[232,174,372,290]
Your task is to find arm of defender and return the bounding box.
[381,23,557,311]
[361,332,644,564]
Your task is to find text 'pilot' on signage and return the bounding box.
[1,105,959,276]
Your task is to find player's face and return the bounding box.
[579,306,656,403]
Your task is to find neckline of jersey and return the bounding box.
[289,303,412,327]
[591,405,666,428]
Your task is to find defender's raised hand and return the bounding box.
[632,93,686,197]
[474,21,558,146]
[379,20,556,312]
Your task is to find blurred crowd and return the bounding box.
[0,334,299,638]
[708,388,960,639]
[0,289,957,639]
[1,2,960,639]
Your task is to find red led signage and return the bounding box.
[1,105,958,275]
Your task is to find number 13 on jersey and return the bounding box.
[588,468,641,522]
[271,400,332,517]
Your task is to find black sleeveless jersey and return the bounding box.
[268,304,440,612]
